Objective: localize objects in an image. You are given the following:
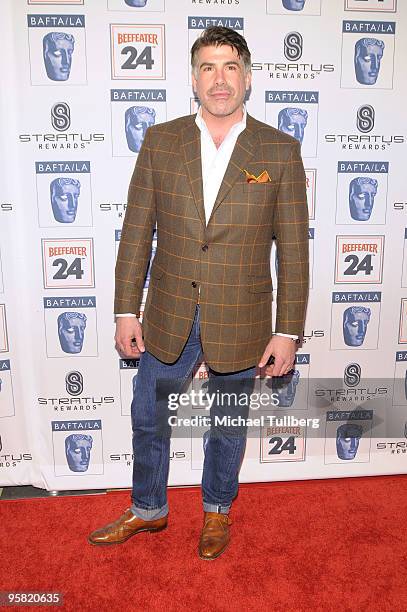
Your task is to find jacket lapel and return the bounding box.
[180,118,206,228]
[206,115,256,225]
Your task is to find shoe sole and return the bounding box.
[198,540,230,561]
[88,524,167,546]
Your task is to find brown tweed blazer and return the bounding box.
[115,113,309,373]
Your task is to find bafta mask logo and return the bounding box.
[336,423,362,460]
[50,177,81,223]
[343,306,371,347]
[43,32,75,81]
[354,38,384,86]
[57,312,87,354]
[282,0,306,10]
[125,106,156,153]
[278,107,308,144]
[268,370,300,408]
[65,434,93,472]
[348,177,378,221]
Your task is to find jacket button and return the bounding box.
[201,244,208,252]
[191,281,197,288]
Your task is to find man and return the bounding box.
[89,27,309,560]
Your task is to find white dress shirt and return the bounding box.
[117,108,297,340]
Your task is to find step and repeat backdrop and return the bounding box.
[0,0,406,490]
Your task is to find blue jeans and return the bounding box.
[130,304,256,520]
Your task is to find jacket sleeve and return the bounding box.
[273,141,309,338]
[114,129,156,315]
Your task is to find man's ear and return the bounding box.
[245,70,252,91]
[191,71,197,93]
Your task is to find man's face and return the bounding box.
[282,0,306,10]
[43,35,74,81]
[191,44,251,121]
[349,179,377,221]
[278,108,307,144]
[343,309,370,347]
[355,40,383,85]
[336,425,362,460]
[125,107,156,153]
[59,315,86,354]
[125,0,148,5]
[51,180,80,223]
[66,437,92,472]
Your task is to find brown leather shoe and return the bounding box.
[198,512,231,560]
[88,508,167,546]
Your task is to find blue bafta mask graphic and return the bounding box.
[336,423,362,460]
[278,108,308,144]
[348,177,378,221]
[354,38,384,86]
[269,369,300,408]
[282,0,306,9]
[343,306,371,347]
[132,373,138,396]
[125,106,156,153]
[50,177,81,223]
[125,0,148,6]
[43,32,75,81]
[57,312,87,354]
[65,434,93,472]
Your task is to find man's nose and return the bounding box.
[67,194,75,210]
[214,68,226,85]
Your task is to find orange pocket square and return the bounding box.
[243,169,271,184]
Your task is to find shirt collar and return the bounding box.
[195,106,247,138]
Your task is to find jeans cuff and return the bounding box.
[203,502,231,514]
[130,501,169,521]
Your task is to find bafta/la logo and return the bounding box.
[65,371,84,396]
[51,102,71,132]
[344,363,361,387]
[357,104,375,133]
[284,32,303,61]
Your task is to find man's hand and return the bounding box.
[115,316,145,358]
[258,335,297,377]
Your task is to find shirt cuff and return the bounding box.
[274,332,298,340]
[115,313,138,318]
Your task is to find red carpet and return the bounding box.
[1,476,406,611]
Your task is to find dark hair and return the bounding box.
[190,26,251,75]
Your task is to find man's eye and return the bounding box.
[364,55,371,62]
[60,195,68,201]
[227,65,237,70]
[203,66,212,72]
[66,327,74,333]
[351,322,358,328]
[53,51,62,57]
[358,195,366,201]
[135,123,143,129]
[287,124,295,130]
